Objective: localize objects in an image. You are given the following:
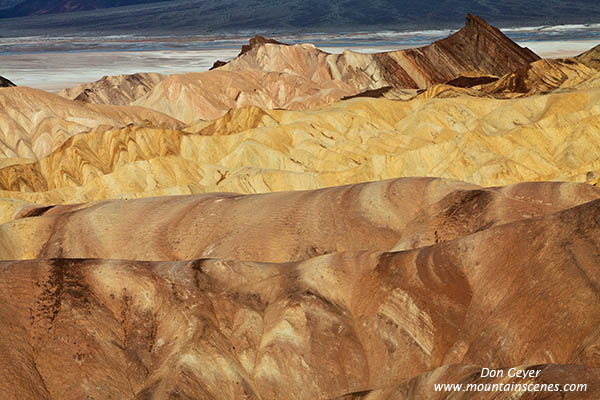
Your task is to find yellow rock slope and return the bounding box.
[1,84,600,205]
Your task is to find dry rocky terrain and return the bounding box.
[1,15,600,400]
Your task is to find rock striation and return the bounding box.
[464,58,599,97]
[577,44,600,70]
[220,14,539,90]
[3,177,600,261]
[135,68,356,123]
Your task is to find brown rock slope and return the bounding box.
[134,67,356,123]
[59,72,165,105]
[1,178,599,261]
[1,193,600,399]
[135,15,539,123]
[429,45,600,100]
[0,87,183,165]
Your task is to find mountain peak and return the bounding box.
[432,14,540,77]
[238,35,288,56]
[465,13,490,27]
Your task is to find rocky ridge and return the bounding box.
[131,15,539,122]
[1,85,600,204]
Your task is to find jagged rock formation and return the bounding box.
[239,34,288,57]
[470,59,598,97]
[1,191,600,399]
[135,15,539,122]
[0,76,15,87]
[221,14,538,89]
[210,35,288,70]
[0,87,183,164]
[59,72,165,105]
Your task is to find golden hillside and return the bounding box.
[1,83,600,206]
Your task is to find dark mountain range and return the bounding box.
[1,0,600,35]
[0,0,171,17]
[0,0,21,10]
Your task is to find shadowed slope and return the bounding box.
[0,76,15,87]
[3,0,600,36]
[577,44,600,71]
[473,59,600,97]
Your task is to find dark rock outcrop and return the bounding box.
[0,76,15,87]
[446,75,499,88]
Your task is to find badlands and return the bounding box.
[1,14,600,400]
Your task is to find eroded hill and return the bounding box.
[1,86,600,205]
[0,87,182,166]
[59,72,165,105]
